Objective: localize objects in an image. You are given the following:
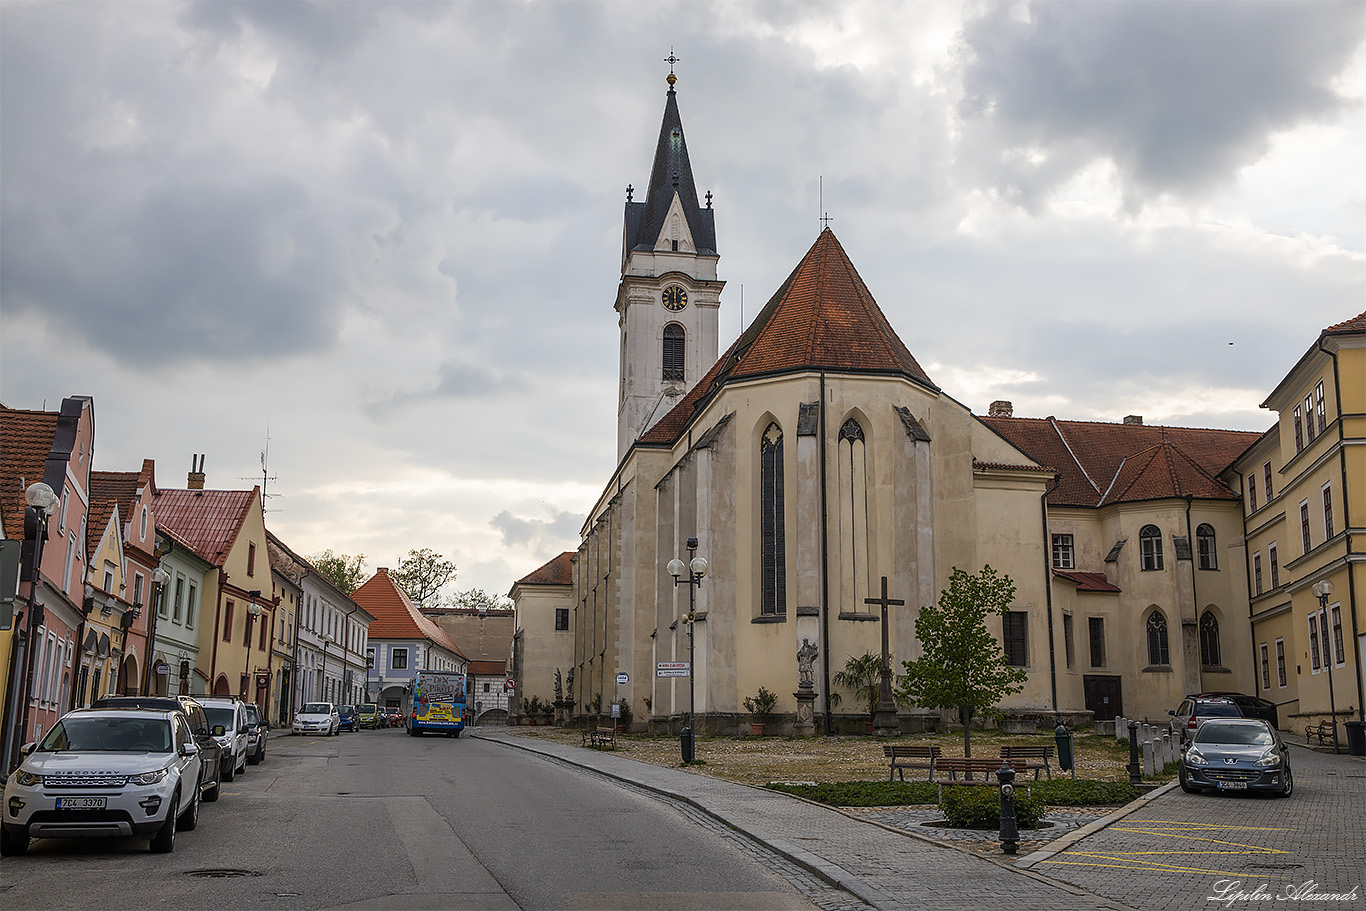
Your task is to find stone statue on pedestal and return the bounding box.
[797,638,818,690]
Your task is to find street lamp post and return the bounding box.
[4,482,59,772]
[319,633,333,702]
[365,654,374,703]
[142,566,171,696]
[667,537,708,764]
[1311,579,1339,755]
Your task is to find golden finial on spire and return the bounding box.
[665,48,680,87]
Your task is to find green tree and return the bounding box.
[896,565,1026,759]
[831,651,886,719]
[309,550,368,595]
[390,547,458,607]
[448,588,513,611]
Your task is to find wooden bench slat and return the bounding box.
[882,744,941,781]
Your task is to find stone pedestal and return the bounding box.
[793,690,817,736]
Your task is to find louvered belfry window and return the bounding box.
[760,423,786,616]
[662,324,685,381]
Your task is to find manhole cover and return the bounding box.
[1246,863,1304,870]
[186,869,263,878]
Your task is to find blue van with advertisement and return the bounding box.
[402,671,466,737]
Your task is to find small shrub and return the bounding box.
[1029,779,1139,806]
[939,785,1045,829]
[764,780,938,807]
[743,686,779,718]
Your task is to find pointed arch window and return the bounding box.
[760,423,786,616]
[1200,611,1221,667]
[1146,610,1170,666]
[1196,524,1217,570]
[1139,525,1164,571]
[837,418,871,614]
[662,324,684,382]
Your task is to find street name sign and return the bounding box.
[656,662,690,678]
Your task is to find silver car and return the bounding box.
[292,702,340,736]
[1179,718,1293,797]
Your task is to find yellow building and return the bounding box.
[1230,311,1365,742]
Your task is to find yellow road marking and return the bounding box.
[1040,819,1296,877]
[1042,859,1264,876]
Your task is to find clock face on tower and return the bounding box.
[661,285,688,312]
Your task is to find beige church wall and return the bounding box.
[510,586,575,710]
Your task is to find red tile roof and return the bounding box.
[981,416,1260,507]
[513,552,574,587]
[85,496,118,557]
[1052,570,1121,593]
[1324,309,1366,334]
[153,487,257,567]
[467,660,508,676]
[639,229,936,446]
[0,407,59,540]
[352,568,466,659]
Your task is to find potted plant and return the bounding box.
[524,695,543,724]
[832,651,885,733]
[540,700,553,724]
[743,686,778,735]
[614,698,633,733]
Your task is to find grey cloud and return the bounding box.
[491,508,584,549]
[956,1,1365,210]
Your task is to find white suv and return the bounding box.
[2,707,203,855]
[197,697,250,782]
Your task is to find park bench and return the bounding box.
[1000,744,1055,780]
[1305,720,1335,745]
[581,716,617,748]
[932,757,1029,784]
[884,744,941,781]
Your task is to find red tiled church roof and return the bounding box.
[0,407,59,540]
[153,487,256,567]
[513,552,574,587]
[352,568,466,659]
[639,229,936,446]
[981,416,1259,508]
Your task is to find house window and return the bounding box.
[1275,639,1286,687]
[1315,380,1326,433]
[59,491,69,532]
[1322,484,1334,539]
[248,542,257,577]
[1247,475,1258,512]
[186,582,197,629]
[1062,613,1075,668]
[1331,605,1344,665]
[1003,611,1028,667]
[760,422,787,617]
[392,647,408,670]
[1303,394,1317,443]
[223,600,234,642]
[133,573,145,609]
[139,507,148,539]
[662,324,685,382]
[1139,525,1163,571]
[1263,462,1273,502]
[1146,610,1170,666]
[1252,553,1263,595]
[103,562,115,593]
[1300,500,1312,553]
[1259,643,1271,691]
[1088,617,1105,668]
[260,617,268,650]
[1308,615,1321,671]
[1196,524,1216,570]
[1269,544,1279,588]
[173,577,184,623]
[1199,611,1221,667]
[245,614,254,647]
[554,608,569,631]
[1293,405,1304,452]
[1052,534,1075,569]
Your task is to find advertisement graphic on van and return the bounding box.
[403,672,466,737]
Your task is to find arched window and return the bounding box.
[1196,524,1217,570]
[662,324,684,382]
[1146,610,1170,666]
[760,423,786,616]
[1139,525,1164,571]
[837,418,871,613]
[1200,611,1221,667]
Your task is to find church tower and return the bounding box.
[616,71,723,460]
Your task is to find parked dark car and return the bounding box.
[1199,691,1279,729]
[1170,695,1243,744]
[244,702,269,763]
[89,695,223,802]
[1179,718,1293,796]
[338,705,358,732]
[386,707,403,728]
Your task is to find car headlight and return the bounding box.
[14,770,41,787]
[1254,750,1282,767]
[129,768,170,786]
[1185,749,1208,766]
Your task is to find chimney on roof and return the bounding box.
[187,454,206,490]
[1123,415,1144,426]
[988,400,1013,417]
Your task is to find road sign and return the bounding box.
[505,677,516,690]
[656,662,691,678]
[616,672,629,685]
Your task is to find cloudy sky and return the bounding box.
[3,1,1363,601]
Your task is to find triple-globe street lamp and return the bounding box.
[667,537,708,763]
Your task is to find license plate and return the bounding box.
[1217,781,1248,790]
[56,797,107,809]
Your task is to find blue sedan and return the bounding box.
[1179,718,1293,797]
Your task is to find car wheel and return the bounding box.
[237,752,247,775]
[247,748,261,766]
[1,824,30,857]
[1277,768,1293,798]
[178,782,200,831]
[203,767,221,802]
[257,745,266,764]
[221,754,235,782]
[150,790,179,853]
[452,729,461,738]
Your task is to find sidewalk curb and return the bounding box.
[1014,779,1180,870]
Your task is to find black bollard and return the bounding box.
[1127,721,1142,785]
[998,761,1018,855]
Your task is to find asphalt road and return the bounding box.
[0,726,824,910]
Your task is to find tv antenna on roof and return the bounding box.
[239,426,282,513]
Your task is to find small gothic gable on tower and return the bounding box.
[654,192,697,253]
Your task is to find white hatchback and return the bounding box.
[292,702,340,736]
[2,708,203,855]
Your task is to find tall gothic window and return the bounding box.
[1199,611,1221,667]
[1139,525,1164,571]
[1146,609,1170,666]
[1196,524,1217,570]
[837,418,871,613]
[662,324,685,381]
[760,423,786,616]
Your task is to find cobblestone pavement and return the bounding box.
[475,730,1131,911]
[1021,745,1366,911]
[846,806,1107,858]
